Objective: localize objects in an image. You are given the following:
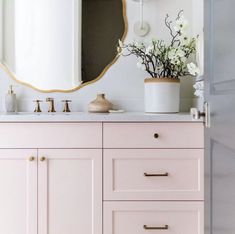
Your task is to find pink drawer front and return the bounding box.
[103,123,204,148]
[104,201,204,234]
[104,149,204,200]
[0,123,102,148]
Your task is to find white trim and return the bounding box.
[192,0,204,76]
[0,0,3,61]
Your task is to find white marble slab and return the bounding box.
[0,112,203,122]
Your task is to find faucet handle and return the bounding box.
[33,100,43,113]
[62,100,72,113]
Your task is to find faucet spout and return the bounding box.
[46,98,56,112]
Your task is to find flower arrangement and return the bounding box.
[193,80,204,97]
[118,11,200,79]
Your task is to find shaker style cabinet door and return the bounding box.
[38,149,102,234]
[0,149,37,234]
[104,201,204,234]
[104,149,204,201]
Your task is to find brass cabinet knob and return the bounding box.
[40,156,46,162]
[29,156,35,161]
[154,133,159,139]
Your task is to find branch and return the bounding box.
[165,13,181,46]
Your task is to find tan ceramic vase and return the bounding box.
[88,94,113,113]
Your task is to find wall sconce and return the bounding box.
[133,0,150,37]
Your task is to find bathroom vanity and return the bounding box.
[0,113,204,234]
[0,0,205,233]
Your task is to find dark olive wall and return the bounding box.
[82,0,125,82]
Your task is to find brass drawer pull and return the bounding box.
[143,225,169,230]
[29,156,35,161]
[144,172,169,177]
[154,133,159,139]
[40,156,46,162]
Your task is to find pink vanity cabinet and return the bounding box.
[103,123,204,234]
[0,120,204,234]
[0,123,102,234]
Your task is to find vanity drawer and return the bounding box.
[104,201,204,234]
[103,123,204,148]
[0,123,102,148]
[104,149,204,200]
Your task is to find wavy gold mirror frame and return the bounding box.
[0,0,128,93]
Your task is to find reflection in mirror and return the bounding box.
[82,0,125,83]
[0,0,126,92]
[1,0,82,90]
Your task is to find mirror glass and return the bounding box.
[0,0,126,92]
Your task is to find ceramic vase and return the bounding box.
[88,94,113,113]
[144,78,180,113]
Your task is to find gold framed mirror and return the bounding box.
[0,0,127,92]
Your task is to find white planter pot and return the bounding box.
[144,78,180,113]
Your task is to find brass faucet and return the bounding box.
[33,100,42,113]
[62,100,72,112]
[46,98,56,112]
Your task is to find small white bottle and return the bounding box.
[5,85,17,113]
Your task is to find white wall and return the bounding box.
[0,0,2,61]
[0,0,203,112]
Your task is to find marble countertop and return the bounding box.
[0,112,203,122]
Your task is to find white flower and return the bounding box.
[152,37,157,42]
[193,80,204,97]
[168,48,177,60]
[193,81,204,90]
[194,90,204,98]
[179,34,191,45]
[176,48,185,58]
[171,57,181,65]
[174,15,189,33]
[117,47,123,55]
[187,62,200,76]
[180,56,187,63]
[168,48,185,61]
[118,39,123,48]
[146,45,154,55]
[134,41,145,49]
[117,39,124,55]
[137,59,146,71]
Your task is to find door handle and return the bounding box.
[204,102,211,128]
[190,102,210,128]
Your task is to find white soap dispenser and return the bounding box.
[5,85,17,113]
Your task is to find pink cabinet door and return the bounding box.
[104,149,204,200]
[0,149,37,234]
[38,149,102,234]
[103,123,204,148]
[104,201,204,234]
